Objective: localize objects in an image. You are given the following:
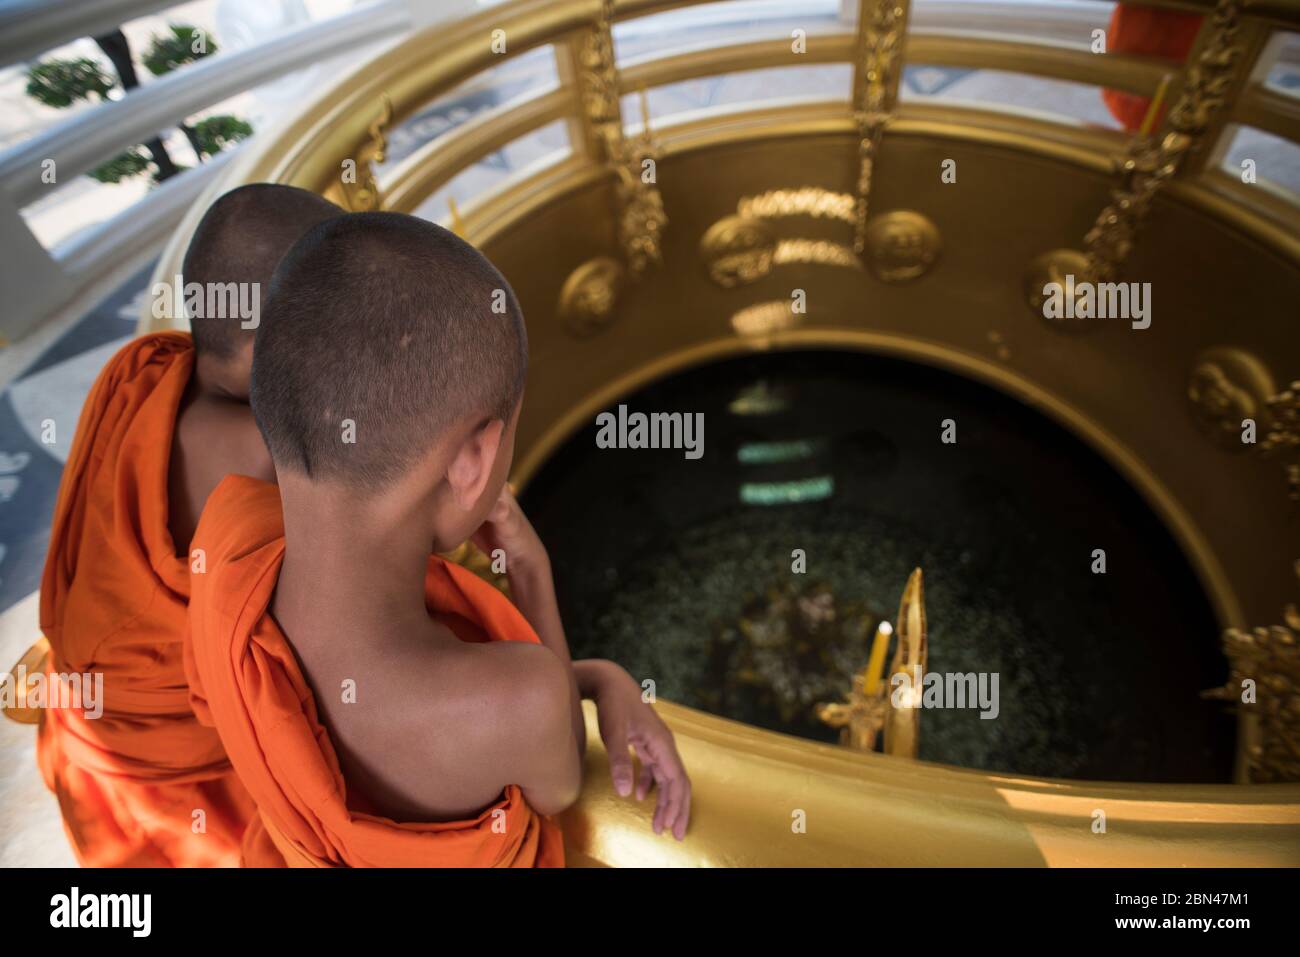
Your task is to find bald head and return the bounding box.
[182,184,343,359]
[251,212,528,487]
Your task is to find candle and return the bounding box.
[863,620,893,695]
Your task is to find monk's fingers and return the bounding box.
[631,729,690,792]
[632,735,690,840]
[671,777,692,841]
[635,757,655,802]
[650,763,673,835]
[600,719,635,798]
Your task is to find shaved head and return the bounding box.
[251,212,528,487]
[182,184,343,359]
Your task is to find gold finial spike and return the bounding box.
[447,196,467,239]
[884,567,926,759]
[1139,73,1173,138]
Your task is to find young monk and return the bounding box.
[185,212,690,867]
[36,184,343,867]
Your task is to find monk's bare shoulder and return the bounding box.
[311,626,581,822]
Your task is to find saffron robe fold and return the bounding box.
[37,332,255,867]
[184,475,565,868]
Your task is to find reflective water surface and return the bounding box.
[522,351,1235,782]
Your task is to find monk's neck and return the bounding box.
[191,353,248,403]
[275,490,435,641]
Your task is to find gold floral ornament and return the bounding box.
[1028,0,1249,313]
[615,90,667,277]
[699,216,777,287]
[1203,562,1300,783]
[698,198,868,289]
[1259,381,1300,501]
[852,0,910,257]
[325,94,393,213]
[559,1,668,335]
[817,568,927,757]
[1185,350,1300,500]
[1186,347,1276,449]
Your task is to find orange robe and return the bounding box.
[185,475,565,868]
[1102,6,1203,131]
[38,332,255,867]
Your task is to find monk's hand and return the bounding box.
[470,485,549,575]
[591,662,691,841]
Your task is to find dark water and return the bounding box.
[521,350,1236,783]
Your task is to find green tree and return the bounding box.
[24,58,115,107]
[142,24,216,75]
[23,23,253,188]
[140,25,254,168]
[189,115,253,158]
[89,147,155,184]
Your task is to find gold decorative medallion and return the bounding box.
[699,215,777,287]
[558,256,627,339]
[863,210,940,283]
[1024,248,1094,328]
[1187,348,1276,449]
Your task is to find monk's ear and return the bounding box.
[445,417,505,512]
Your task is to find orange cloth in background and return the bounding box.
[185,475,565,868]
[1102,5,1203,130]
[38,332,255,867]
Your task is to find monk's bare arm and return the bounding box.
[480,642,582,816]
[503,556,586,756]
[472,489,585,756]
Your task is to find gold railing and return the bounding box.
[165,0,1299,237]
